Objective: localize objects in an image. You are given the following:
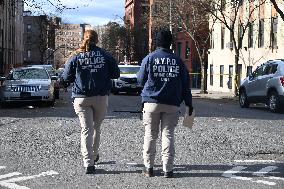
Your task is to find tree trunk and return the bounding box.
[234,51,240,96]
[200,56,208,94]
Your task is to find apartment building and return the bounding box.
[54,24,91,68]
[23,11,61,67]
[208,0,284,94]
[125,0,149,63]
[0,0,24,75]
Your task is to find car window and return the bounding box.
[12,69,49,80]
[119,67,140,74]
[264,64,278,75]
[270,64,278,74]
[252,66,265,77]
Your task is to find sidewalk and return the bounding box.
[191,89,238,100]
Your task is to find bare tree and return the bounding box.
[149,0,212,93]
[270,0,284,21]
[203,0,267,96]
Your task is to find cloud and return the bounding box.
[25,0,124,26]
[59,0,124,25]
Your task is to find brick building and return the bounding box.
[125,0,149,63]
[0,0,24,75]
[23,11,61,67]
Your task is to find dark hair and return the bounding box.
[156,30,172,49]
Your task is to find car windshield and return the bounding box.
[10,68,49,80]
[30,65,55,76]
[119,67,140,74]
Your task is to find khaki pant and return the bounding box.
[73,96,108,167]
[143,103,179,172]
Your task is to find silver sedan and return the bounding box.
[0,67,57,106]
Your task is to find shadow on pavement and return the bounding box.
[85,161,284,179]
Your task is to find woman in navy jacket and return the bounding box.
[138,30,193,178]
[63,30,120,174]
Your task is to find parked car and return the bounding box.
[112,64,142,95]
[239,59,284,112]
[27,64,60,99]
[0,67,57,107]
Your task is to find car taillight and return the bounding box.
[280,77,284,87]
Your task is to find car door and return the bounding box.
[258,63,275,98]
[246,65,265,98]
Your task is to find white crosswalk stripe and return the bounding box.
[222,166,278,186]
[252,166,278,177]
[0,166,6,170]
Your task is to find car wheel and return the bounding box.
[113,90,119,95]
[239,89,249,108]
[268,91,281,113]
[0,101,9,108]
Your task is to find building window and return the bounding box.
[178,17,183,32]
[238,23,244,48]
[185,41,190,59]
[27,24,31,32]
[271,17,278,49]
[210,30,214,49]
[177,42,182,57]
[221,25,225,49]
[237,64,242,86]
[258,19,264,48]
[247,66,252,76]
[228,65,233,89]
[210,65,213,86]
[27,50,31,58]
[220,65,224,87]
[248,22,254,48]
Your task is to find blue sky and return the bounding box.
[25,0,125,26]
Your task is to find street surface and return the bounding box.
[0,89,283,189]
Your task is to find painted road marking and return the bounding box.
[252,166,278,177]
[0,172,22,180]
[222,166,276,186]
[0,166,6,170]
[0,170,59,189]
[234,160,276,163]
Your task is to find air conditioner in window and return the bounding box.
[226,42,234,49]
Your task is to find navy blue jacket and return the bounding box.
[62,46,120,98]
[137,48,192,107]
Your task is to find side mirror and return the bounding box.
[51,76,58,80]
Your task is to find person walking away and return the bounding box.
[62,30,120,174]
[137,30,193,178]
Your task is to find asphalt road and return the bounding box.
[0,90,283,189]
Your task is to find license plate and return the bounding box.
[20,92,31,98]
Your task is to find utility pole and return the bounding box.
[169,0,172,33]
[169,0,173,50]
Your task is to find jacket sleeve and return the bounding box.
[137,56,149,87]
[106,53,120,79]
[181,61,192,107]
[62,55,77,84]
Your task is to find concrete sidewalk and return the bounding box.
[191,89,238,100]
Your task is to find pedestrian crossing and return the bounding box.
[221,160,284,186]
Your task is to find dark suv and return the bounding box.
[239,59,284,112]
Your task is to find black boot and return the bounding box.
[86,166,95,174]
[142,167,154,177]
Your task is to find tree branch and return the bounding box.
[270,0,284,21]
